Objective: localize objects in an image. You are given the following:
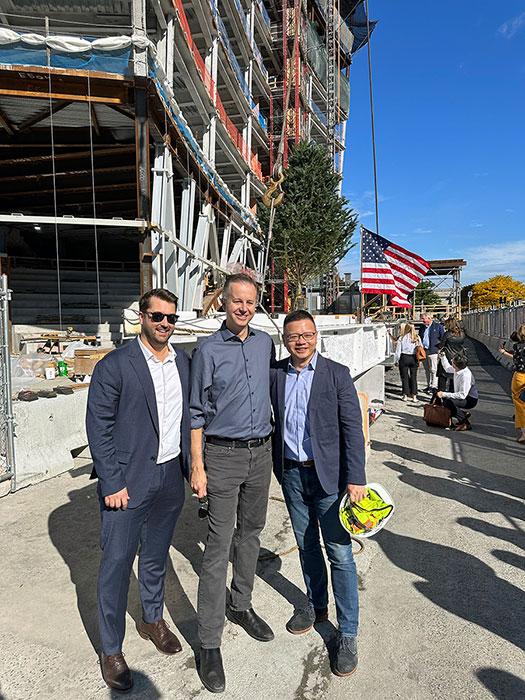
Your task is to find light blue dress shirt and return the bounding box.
[422,325,430,349]
[284,352,318,461]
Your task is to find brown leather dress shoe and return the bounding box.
[100,653,133,692]
[136,618,182,654]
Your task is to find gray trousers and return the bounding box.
[197,440,273,648]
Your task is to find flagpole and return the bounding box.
[364,0,386,315]
[359,226,365,322]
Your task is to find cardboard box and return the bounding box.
[74,348,113,376]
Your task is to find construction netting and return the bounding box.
[305,22,350,116]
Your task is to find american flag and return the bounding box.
[360,228,430,308]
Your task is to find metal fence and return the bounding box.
[463,305,525,341]
[0,275,15,491]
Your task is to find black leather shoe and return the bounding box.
[100,653,133,692]
[286,606,329,635]
[226,606,274,641]
[199,647,225,693]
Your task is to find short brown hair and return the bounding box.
[222,273,258,299]
[139,288,178,313]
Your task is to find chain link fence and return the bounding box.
[0,274,15,491]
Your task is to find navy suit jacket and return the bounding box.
[419,321,444,355]
[86,338,191,507]
[270,353,366,495]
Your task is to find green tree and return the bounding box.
[471,275,525,308]
[410,279,441,306]
[259,142,357,302]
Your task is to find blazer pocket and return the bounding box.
[116,450,131,464]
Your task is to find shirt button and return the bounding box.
[150,456,155,461]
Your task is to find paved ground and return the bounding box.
[0,338,524,700]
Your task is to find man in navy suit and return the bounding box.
[270,310,366,678]
[86,288,191,691]
[419,313,444,392]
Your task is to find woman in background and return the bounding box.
[499,325,525,443]
[437,352,478,431]
[395,323,422,403]
[437,318,466,392]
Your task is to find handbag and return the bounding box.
[416,345,427,362]
[423,395,451,428]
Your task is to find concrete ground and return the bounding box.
[0,338,524,700]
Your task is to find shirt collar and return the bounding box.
[287,351,318,374]
[138,336,176,363]
[220,320,256,342]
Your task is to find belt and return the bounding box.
[284,458,315,469]
[206,435,271,449]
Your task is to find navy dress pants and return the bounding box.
[97,457,185,655]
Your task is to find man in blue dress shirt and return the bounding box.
[190,273,274,693]
[270,310,367,678]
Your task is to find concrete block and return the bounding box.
[13,389,89,491]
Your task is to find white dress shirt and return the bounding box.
[440,354,478,400]
[138,337,183,464]
[395,334,420,361]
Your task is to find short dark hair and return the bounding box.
[283,310,316,328]
[139,288,178,313]
[222,273,258,299]
[452,353,468,370]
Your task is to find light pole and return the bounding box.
[467,290,472,313]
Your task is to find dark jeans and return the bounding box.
[399,353,418,396]
[281,465,359,637]
[97,457,185,654]
[443,395,478,422]
[197,440,273,648]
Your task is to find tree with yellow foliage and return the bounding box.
[471,275,525,308]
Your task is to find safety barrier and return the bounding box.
[173,0,263,181]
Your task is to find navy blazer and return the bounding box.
[419,321,444,355]
[86,338,191,507]
[270,353,366,495]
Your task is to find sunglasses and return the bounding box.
[144,311,179,324]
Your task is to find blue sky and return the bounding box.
[339,1,525,285]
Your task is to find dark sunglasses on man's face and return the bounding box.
[145,311,179,324]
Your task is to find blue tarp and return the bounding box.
[0,43,132,75]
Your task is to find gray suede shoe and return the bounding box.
[333,634,358,677]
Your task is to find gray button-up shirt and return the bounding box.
[190,322,274,439]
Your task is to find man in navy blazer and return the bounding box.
[419,313,445,392]
[270,310,366,678]
[86,288,191,692]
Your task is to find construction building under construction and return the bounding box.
[0,0,373,342]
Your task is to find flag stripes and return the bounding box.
[360,228,430,308]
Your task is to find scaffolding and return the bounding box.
[0,0,373,331]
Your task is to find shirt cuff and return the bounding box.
[190,416,205,430]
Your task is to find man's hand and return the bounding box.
[347,483,367,504]
[104,487,130,510]
[436,390,444,399]
[191,465,207,498]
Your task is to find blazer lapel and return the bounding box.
[128,338,159,435]
[307,353,328,420]
[277,362,287,428]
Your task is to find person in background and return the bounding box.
[419,313,445,393]
[498,325,525,444]
[394,323,422,403]
[437,352,478,431]
[437,318,466,392]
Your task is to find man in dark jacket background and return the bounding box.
[419,313,445,392]
[270,310,366,678]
